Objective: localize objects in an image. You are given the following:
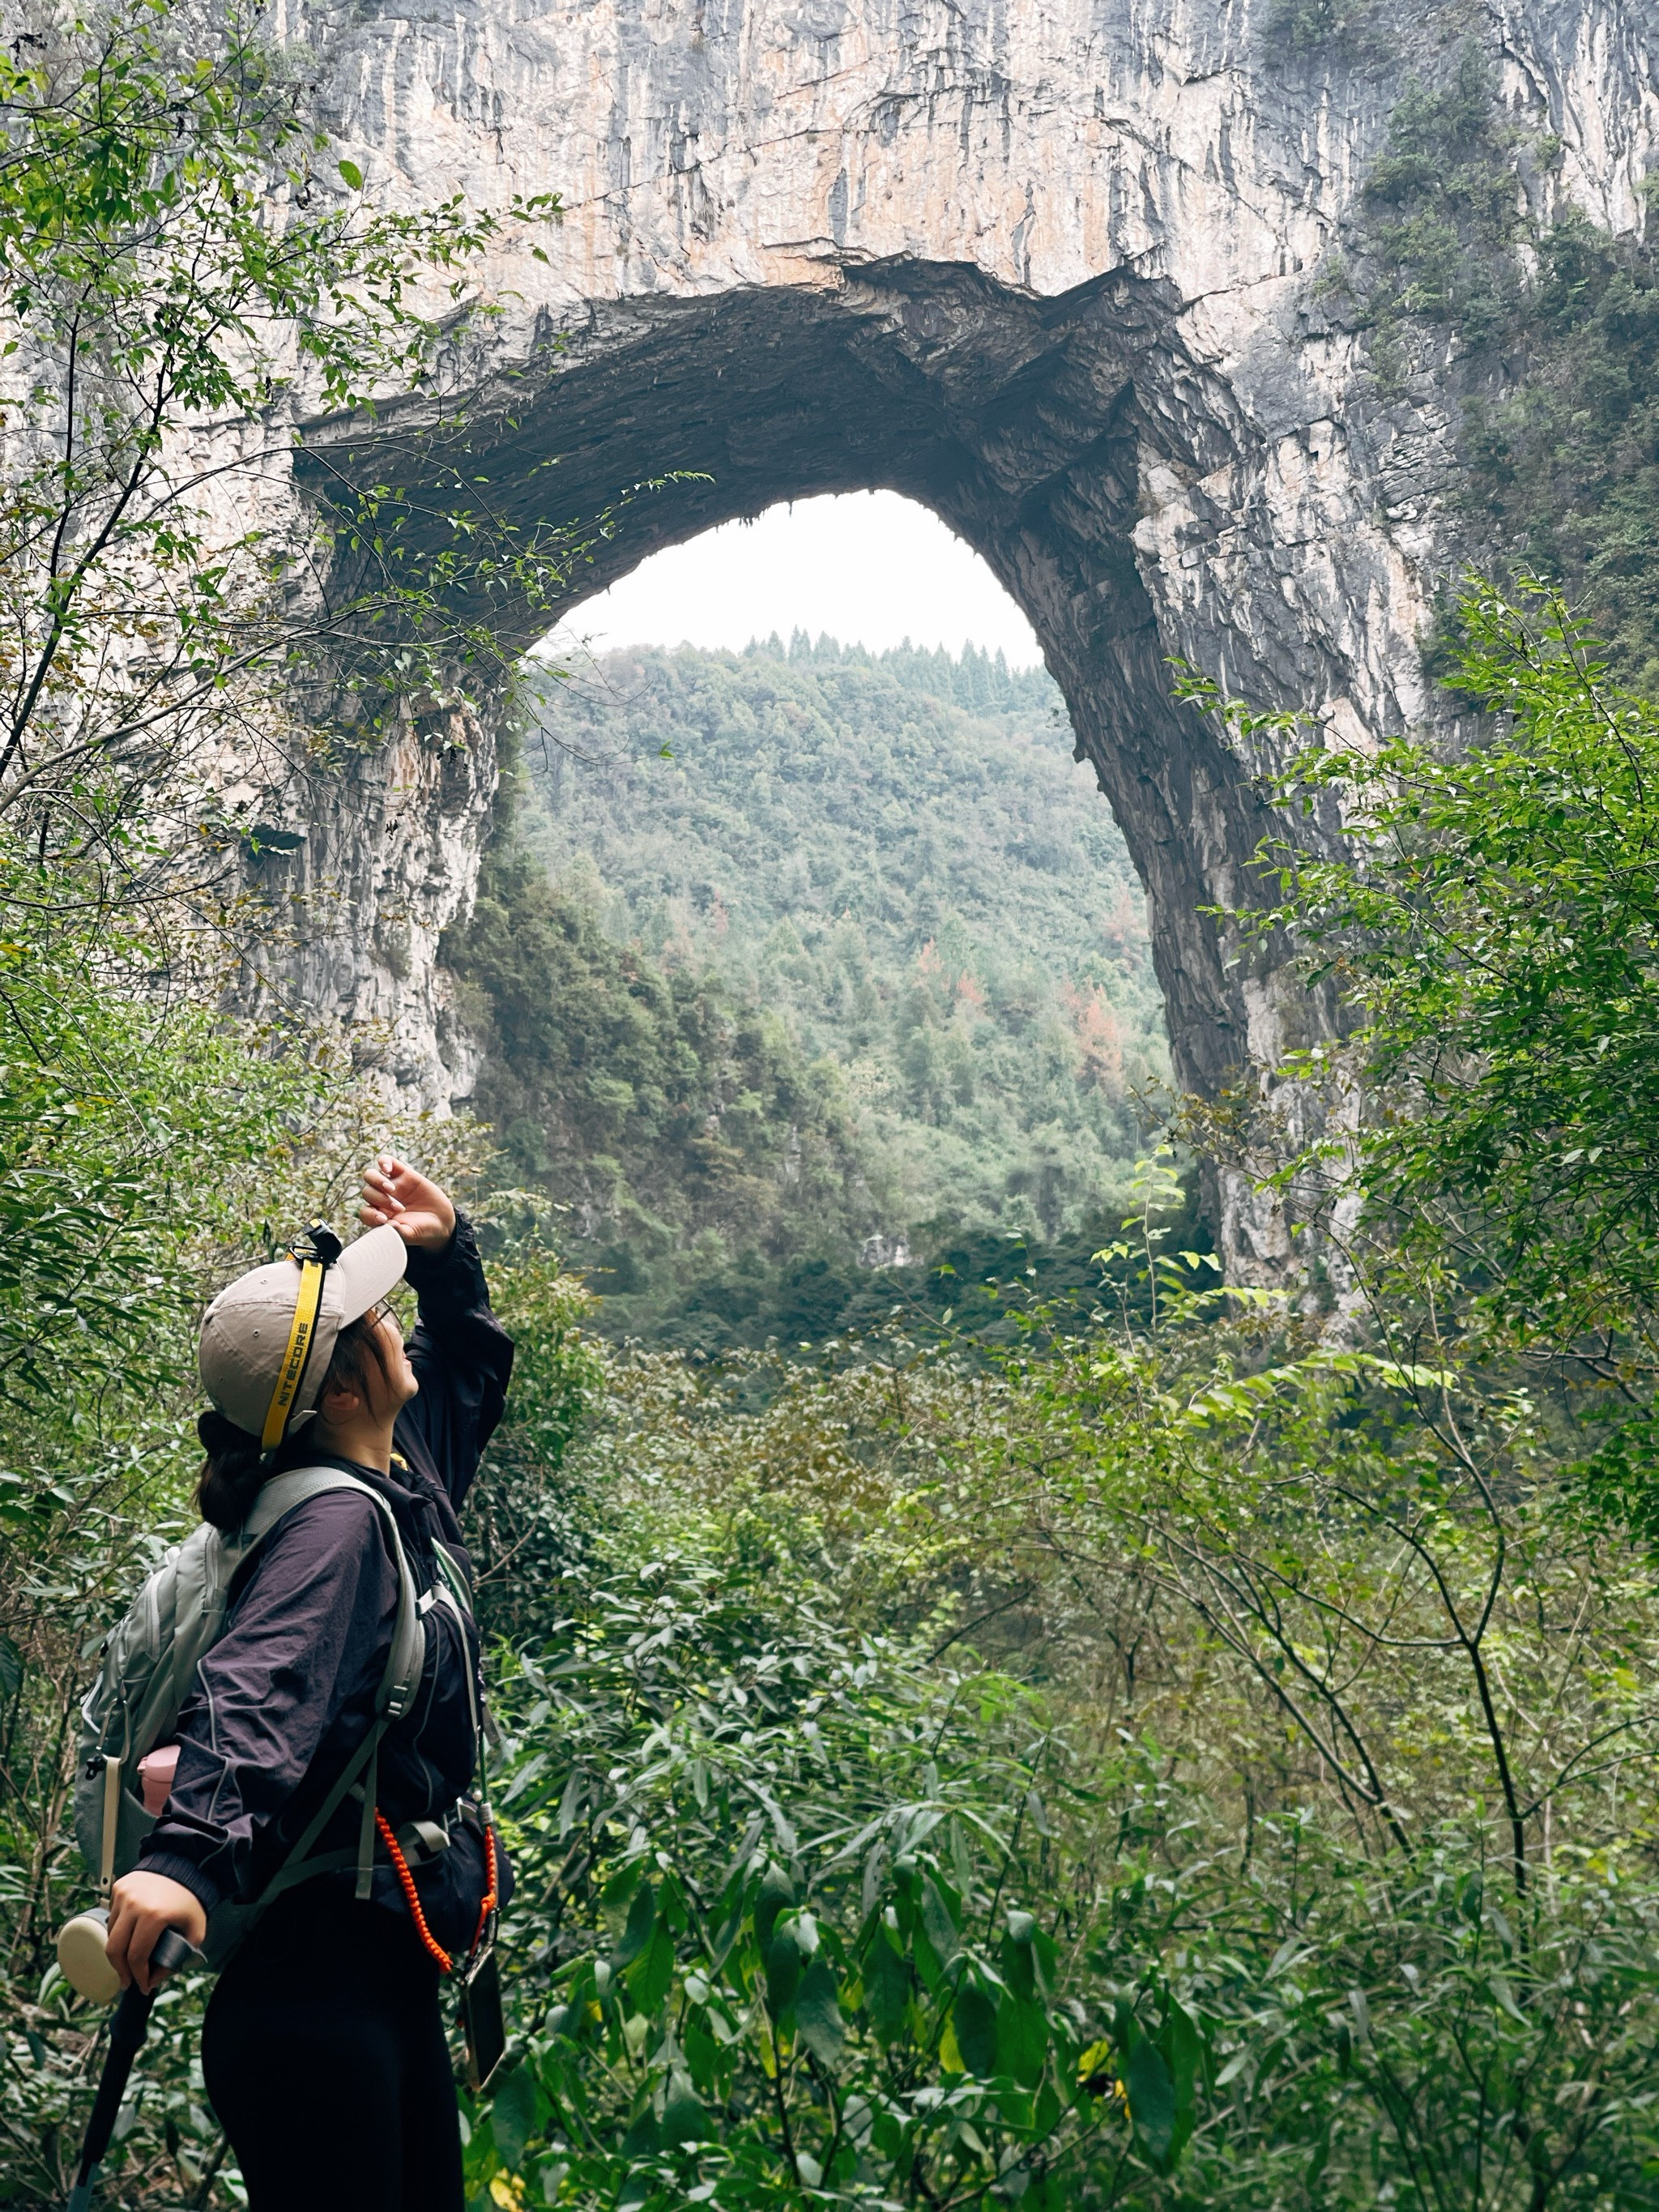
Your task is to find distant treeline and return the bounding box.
[736,632,1058,715]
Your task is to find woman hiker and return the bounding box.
[101,1155,514,2211]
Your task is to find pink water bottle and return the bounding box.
[137,1744,179,1815]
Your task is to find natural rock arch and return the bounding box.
[312,268,1333,1100]
[262,0,1657,1270]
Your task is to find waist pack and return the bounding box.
[74,1467,434,1967]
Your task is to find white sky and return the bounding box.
[537,490,1045,668]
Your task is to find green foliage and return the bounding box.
[463,1252,607,1650]
[1262,0,1378,59]
[1235,582,1659,1368]
[1349,42,1532,372]
[450,638,1167,1342]
[0,9,523,416]
[471,1557,1118,2208]
[446,843,871,1315]
[1459,203,1659,695]
[453,1219,1659,2210]
[1331,44,1659,693]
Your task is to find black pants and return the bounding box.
[203,1885,464,2212]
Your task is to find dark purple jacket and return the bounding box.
[139,1216,514,1957]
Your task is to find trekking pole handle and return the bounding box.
[148,1926,201,1978]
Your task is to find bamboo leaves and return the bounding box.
[461,1549,1126,2208]
[614,1879,655,1969]
[952,1980,999,2077]
[863,1927,912,2044]
[794,1961,846,2069]
[1114,1998,1203,2172]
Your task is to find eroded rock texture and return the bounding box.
[269,0,1658,1273]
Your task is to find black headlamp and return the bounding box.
[288,1222,343,1270]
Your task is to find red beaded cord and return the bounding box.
[375,1811,453,1973]
[374,1810,501,1976]
[471,1821,499,1958]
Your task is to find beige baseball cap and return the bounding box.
[198,1223,407,1446]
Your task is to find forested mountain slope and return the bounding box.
[446,638,1169,1341]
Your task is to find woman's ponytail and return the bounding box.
[197,1408,266,1530]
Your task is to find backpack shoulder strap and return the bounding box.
[429,1538,474,1619]
[241,1467,424,1721]
[429,1540,493,1818]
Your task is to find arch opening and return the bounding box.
[452,485,1182,1341]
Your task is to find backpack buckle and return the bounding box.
[394,1813,454,1866]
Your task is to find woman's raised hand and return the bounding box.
[359,1155,457,1253]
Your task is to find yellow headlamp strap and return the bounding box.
[261,1256,327,1451]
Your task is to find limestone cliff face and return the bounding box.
[267,0,1659,1270]
[241,709,492,1101]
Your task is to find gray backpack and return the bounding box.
[75,1467,427,1966]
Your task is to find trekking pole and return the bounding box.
[66,1925,202,2212]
